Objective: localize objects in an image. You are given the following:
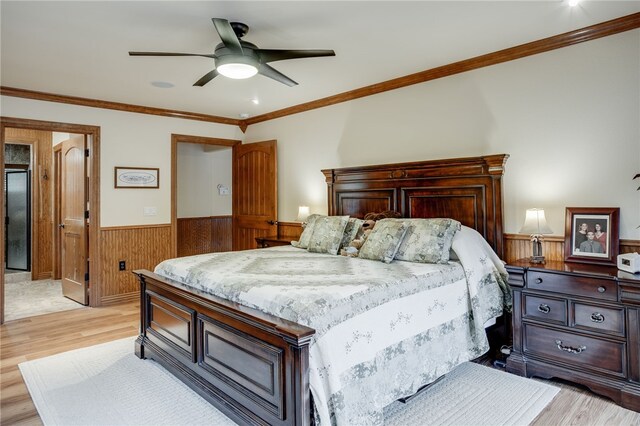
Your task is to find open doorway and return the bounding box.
[5,143,31,276]
[171,134,240,258]
[0,118,101,325]
[173,136,279,253]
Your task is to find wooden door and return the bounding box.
[61,135,88,305]
[232,140,277,250]
[53,146,62,280]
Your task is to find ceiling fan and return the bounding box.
[129,18,335,87]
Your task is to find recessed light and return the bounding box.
[239,113,250,119]
[251,98,259,105]
[568,0,580,6]
[151,81,174,88]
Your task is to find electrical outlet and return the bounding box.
[119,260,126,271]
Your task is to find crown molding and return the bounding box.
[243,12,640,126]
[2,12,638,131]
[0,86,241,126]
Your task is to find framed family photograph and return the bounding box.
[114,167,159,189]
[564,207,619,265]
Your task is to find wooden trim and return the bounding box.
[243,12,640,126]
[0,86,241,126]
[621,239,640,254]
[176,215,233,220]
[277,221,303,240]
[504,233,565,242]
[171,134,240,258]
[2,14,638,132]
[99,292,138,306]
[277,221,303,228]
[0,117,101,322]
[53,144,62,280]
[101,223,172,231]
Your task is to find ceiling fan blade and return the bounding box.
[211,18,243,54]
[256,49,335,64]
[259,64,297,87]
[129,51,216,59]
[193,69,219,87]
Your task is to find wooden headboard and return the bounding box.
[322,154,509,259]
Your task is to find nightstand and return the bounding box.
[505,259,640,411]
[255,235,294,248]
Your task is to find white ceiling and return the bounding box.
[2,1,639,120]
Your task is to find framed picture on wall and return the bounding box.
[564,207,619,265]
[114,167,159,189]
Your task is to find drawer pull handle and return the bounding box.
[597,286,606,293]
[555,340,586,354]
[590,312,605,323]
[535,278,543,284]
[538,304,551,314]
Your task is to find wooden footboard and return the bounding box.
[134,270,316,426]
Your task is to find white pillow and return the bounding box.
[292,214,323,249]
[307,216,350,255]
[394,218,461,263]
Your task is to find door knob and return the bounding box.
[58,223,65,228]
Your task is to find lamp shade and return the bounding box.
[296,206,310,222]
[519,208,553,234]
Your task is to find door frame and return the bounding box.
[3,138,42,279]
[5,169,31,271]
[170,134,240,258]
[0,117,101,324]
[53,144,62,280]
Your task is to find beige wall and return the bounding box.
[245,29,640,240]
[0,97,242,227]
[2,29,638,239]
[177,144,232,218]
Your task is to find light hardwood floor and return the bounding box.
[1,301,638,425]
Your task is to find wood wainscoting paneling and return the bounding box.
[504,233,640,264]
[99,224,171,305]
[620,239,640,255]
[277,221,303,240]
[177,216,232,257]
[95,225,637,305]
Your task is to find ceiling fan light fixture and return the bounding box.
[216,56,258,79]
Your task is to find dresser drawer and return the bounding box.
[523,324,625,377]
[527,271,617,302]
[573,303,625,336]
[523,295,567,325]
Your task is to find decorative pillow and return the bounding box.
[339,218,364,251]
[292,214,323,249]
[358,218,409,263]
[307,216,350,255]
[394,218,461,264]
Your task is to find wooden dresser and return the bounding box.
[505,259,640,411]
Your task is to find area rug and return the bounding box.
[19,337,559,426]
[5,279,84,321]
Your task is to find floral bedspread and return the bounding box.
[154,226,508,425]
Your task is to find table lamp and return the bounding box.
[520,208,553,264]
[296,206,310,227]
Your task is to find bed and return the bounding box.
[134,154,509,425]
